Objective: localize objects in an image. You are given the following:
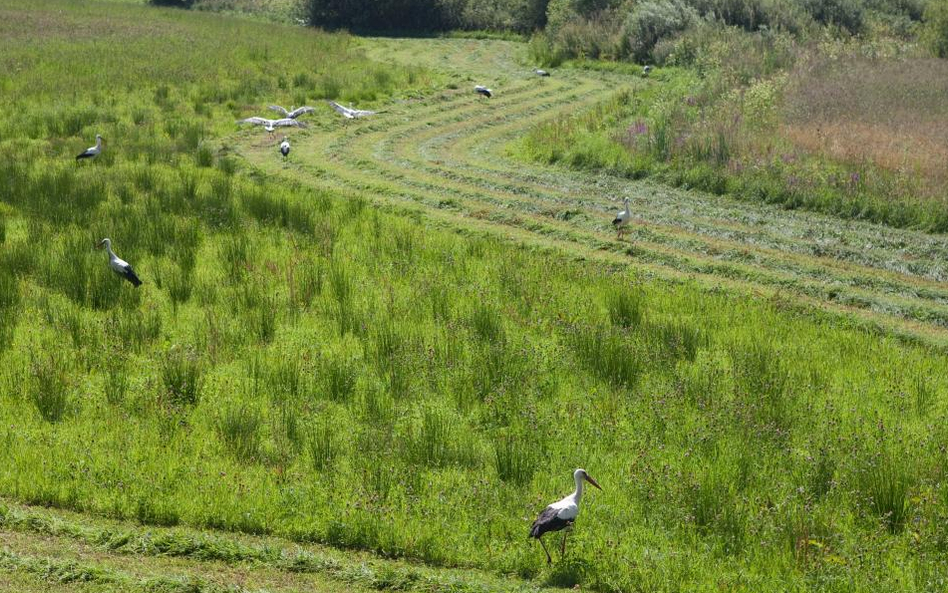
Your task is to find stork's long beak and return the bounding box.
[585,474,602,490]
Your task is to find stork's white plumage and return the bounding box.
[97,238,142,287]
[327,101,377,119]
[612,197,632,239]
[237,117,307,137]
[280,137,290,161]
[534,68,550,77]
[76,135,103,161]
[529,469,602,564]
[474,85,492,98]
[268,105,316,119]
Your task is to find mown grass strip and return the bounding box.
[0,549,234,593]
[0,501,551,593]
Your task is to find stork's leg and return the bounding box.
[538,537,552,564]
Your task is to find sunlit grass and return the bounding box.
[1,1,948,592]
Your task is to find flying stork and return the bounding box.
[529,468,602,564]
[474,85,492,98]
[97,238,142,287]
[280,136,290,161]
[268,105,315,119]
[534,68,550,77]
[76,135,103,161]
[612,197,631,239]
[327,101,378,119]
[237,117,307,138]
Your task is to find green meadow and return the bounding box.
[3,1,948,592]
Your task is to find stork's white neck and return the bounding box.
[103,241,115,258]
[571,471,585,504]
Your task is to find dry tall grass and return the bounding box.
[783,57,948,196]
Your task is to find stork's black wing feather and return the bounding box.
[529,506,571,539]
[120,264,142,287]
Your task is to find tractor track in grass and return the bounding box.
[0,499,553,593]
[236,37,948,346]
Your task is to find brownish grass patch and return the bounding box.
[783,57,948,193]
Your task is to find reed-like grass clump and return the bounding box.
[160,348,203,408]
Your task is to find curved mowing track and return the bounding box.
[237,38,948,347]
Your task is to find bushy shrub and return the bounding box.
[528,31,567,65]
[307,0,446,31]
[923,0,948,57]
[440,0,551,31]
[624,0,700,61]
[550,9,627,58]
[867,0,927,22]
[306,0,551,32]
[801,0,864,33]
[689,0,810,34]
[655,22,797,82]
[546,0,625,30]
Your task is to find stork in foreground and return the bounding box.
[474,85,492,98]
[327,101,377,119]
[237,117,307,138]
[612,197,632,239]
[534,68,550,77]
[76,135,103,161]
[529,468,602,564]
[268,105,315,119]
[97,238,142,287]
[280,136,290,162]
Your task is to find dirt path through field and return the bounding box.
[235,37,948,347]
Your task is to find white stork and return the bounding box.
[280,136,290,161]
[534,68,550,77]
[612,197,632,239]
[268,105,315,119]
[97,238,142,287]
[474,85,492,98]
[76,135,103,161]
[237,117,307,138]
[642,65,651,76]
[327,101,377,119]
[529,468,602,564]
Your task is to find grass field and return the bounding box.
[4,1,948,592]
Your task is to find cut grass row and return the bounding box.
[0,499,546,593]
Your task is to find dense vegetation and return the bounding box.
[517,4,948,232]
[5,0,948,592]
[533,0,932,63]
